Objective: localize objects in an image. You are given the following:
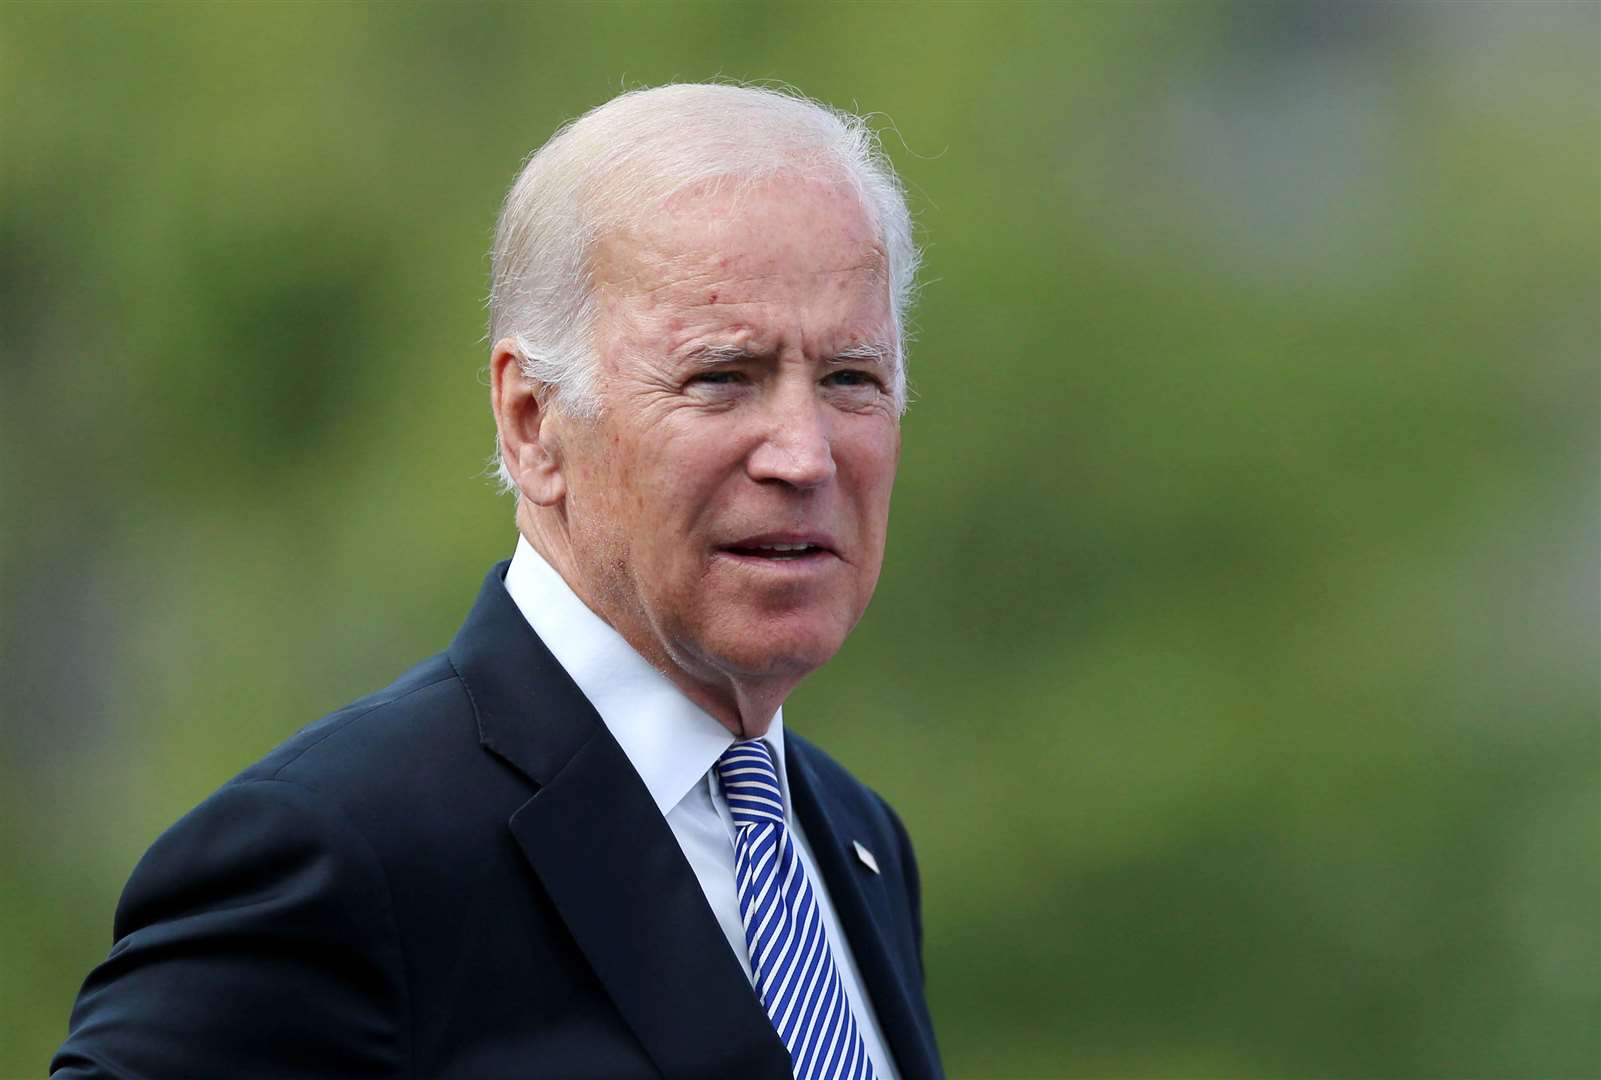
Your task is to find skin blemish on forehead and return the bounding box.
[708,292,717,303]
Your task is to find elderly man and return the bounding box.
[54,84,941,1080]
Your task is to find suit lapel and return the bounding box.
[506,729,791,1079]
[789,744,944,1080]
[448,566,790,1080]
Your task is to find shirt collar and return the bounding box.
[501,535,788,816]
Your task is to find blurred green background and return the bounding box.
[2,2,1596,1077]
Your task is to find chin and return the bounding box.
[703,618,850,681]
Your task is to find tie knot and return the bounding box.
[716,740,785,830]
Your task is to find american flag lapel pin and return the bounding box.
[852,840,880,874]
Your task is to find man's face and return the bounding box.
[551,175,901,703]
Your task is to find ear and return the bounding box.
[490,337,566,506]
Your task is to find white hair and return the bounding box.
[487,82,920,494]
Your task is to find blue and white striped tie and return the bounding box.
[716,740,878,1080]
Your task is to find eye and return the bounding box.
[688,370,747,387]
[823,369,883,390]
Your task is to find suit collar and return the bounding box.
[501,537,797,817]
[447,564,791,1079]
[447,561,590,787]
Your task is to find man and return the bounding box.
[54,84,941,1079]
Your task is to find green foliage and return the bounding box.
[3,3,1596,1075]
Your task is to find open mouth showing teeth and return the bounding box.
[724,543,826,560]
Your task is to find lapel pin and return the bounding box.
[852,840,880,875]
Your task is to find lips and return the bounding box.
[718,532,839,561]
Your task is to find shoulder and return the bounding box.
[786,731,923,888]
[206,650,541,887]
[787,731,911,834]
[58,704,440,1077]
[56,654,535,1076]
[238,652,466,790]
[121,650,514,924]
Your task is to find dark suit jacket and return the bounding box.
[53,564,943,1079]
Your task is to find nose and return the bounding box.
[746,388,836,490]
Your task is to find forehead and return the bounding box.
[591,176,892,347]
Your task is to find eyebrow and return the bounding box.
[683,343,756,368]
[681,341,896,368]
[829,342,895,367]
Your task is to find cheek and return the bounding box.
[564,442,637,552]
[619,437,719,565]
[649,430,740,505]
[843,432,900,513]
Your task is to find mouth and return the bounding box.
[717,533,839,563]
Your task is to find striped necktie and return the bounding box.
[716,740,878,1080]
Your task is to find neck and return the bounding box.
[515,503,791,739]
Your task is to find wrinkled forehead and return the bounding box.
[590,172,889,297]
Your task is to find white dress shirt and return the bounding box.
[502,537,899,1079]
